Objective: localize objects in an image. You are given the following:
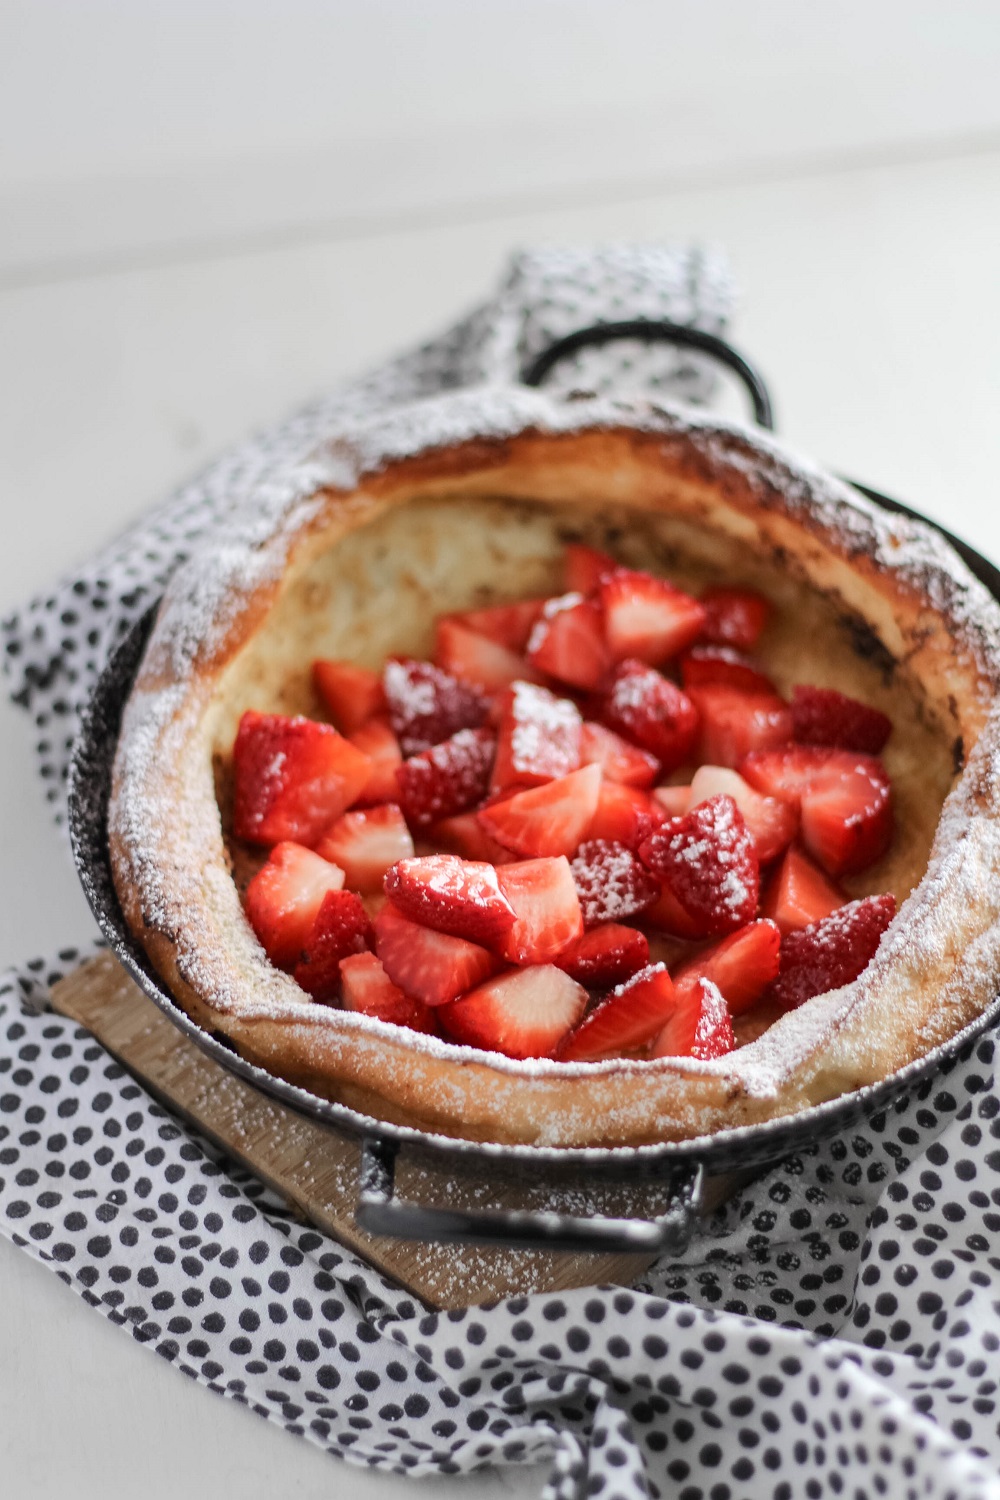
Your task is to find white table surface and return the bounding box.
[3,8,1000,1496]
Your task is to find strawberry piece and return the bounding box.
[559,963,677,1062]
[244,842,346,969]
[396,726,496,828]
[374,902,498,1006]
[600,568,706,666]
[791,686,892,755]
[768,893,896,1012]
[339,952,439,1035]
[479,763,602,859]
[688,764,798,863]
[652,785,691,817]
[565,542,617,594]
[491,680,582,790]
[641,883,706,940]
[555,924,650,989]
[761,846,846,935]
[434,618,540,694]
[680,645,777,695]
[496,857,584,964]
[569,839,661,928]
[429,811,517,865]
[383,855,516,948]
[650,977,735,1060]
[233,711,373,847]
[740,746,892,876]
[383,657,489,756]
[579,720,659,788]
[699,586,771,650]
[526,594,611,692]
[588,781,666,849]
[686,683,793,769]
[439,965,588,1060]
[292,890,374,1001]
[349,717,404,805]
[670,919,781,1017]
[312,660,386,733]
[639,794,759,937]
[599,660,700,772]
[452,598,547,652]
[315,803,414,892]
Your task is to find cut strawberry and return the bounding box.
[578,720,659,788]
[383,657,489,756]
[564,542,617,594]
[233,711,374,847]
[670,919,781,1017]
[339,952,439,1035]
[439,965,588,1060]
[588,781,666,849]
[641,883,706,940]
[478,763,602,859]
[312,660,386,733]
[428,811,516,864]
[292,890,374,1002]
[559,964,677,1062]
[639,794,759,937]
[374,902,498,1006]
[652,785,691,818]
[349,717,404,806]
[740,745,892,876]
[688,764,798,863]
[686,683,793,769]
[569,839,661,928]
[383,855,516,949]
[761,846,846,935]
[650,977,735,1060]
[699,586,771,650]
[600,568,706,666]
[599,659,700,772]
[315,803,414,893]
[791,686,892,755]
[434,618,540,694]
[680,645,777,696]
[496,857,584,964]
[526,594,611,692]
[244,841,346,969]
[491,680,582,790]
[396,726,496,828]
[768,893,896,1012]
[453,598,547,653]
[555,924,650,989]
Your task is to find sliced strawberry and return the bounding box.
[740,746,892,876]
[768,893,896,1012]
[686,683,793,769]
[588,781,666,849]
[578,720,659,788]
[680,645,777,695]
[555,924,650,989]
[526,594,611,692]
[292,890,374,1002]
[315,803,414,893]
[639,794,759,937]
[496,857,584,964]
[434,618,540,694]
[244,841,346,969]
[383,658,489,756]
[670,919,781,1017]
[559,964,677,1062]
[600,568,706,666]
[349,717,404,806]
[569,839,661,928]
[396,726,496,828]
[761,846,846,935]
[491,680,582,790]
[599,659,700,772]
[478,763,602,859]
[383,855,516,948]
[565,542,617,594]
[374,902,498,1006]
[652,785,691,818]
[429,811,518,865]
[699,586,771,650]
[339,952,439,1035]
[312,660,386,733]
[641,882,707,940]
[791,686,892,755]
[453,597,547,653]
[439,965,588,1060]
[233,711,373,847]
[650,977,735,1060]
[688,764,798,863]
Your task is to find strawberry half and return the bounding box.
[641,883,706,940]
[688,764,798,863]
[639,794,759,937]
[232,711,373,847]
[740,745,892,876]
[293,890,375,1002]
[244,842,346,969]
[435,618,539,694]
[374,902,498,1006]
[555,924,650,989]
[429,811,517,864]
[491,680,582,790]
[699,586,771,650]
[559,963,677,1062]
[478,763,602,859]
[761,846,846,934]
[339,952,439,1035]
[569,839,661,927]
[670,919,781,1016]
[599,568,707,667]
[680,645,777,696]
[685,683,793,769]
[564,542,617,594]
[312,660,386,733]
[496,857,584,964]
[348,718,404,806]
[791,686,892,755]
[578,720,659,788]
[599,659,700,772]
[452,597,547,653]
[588,781,666,850]
[383,658,489,756]
[439,965,588,1060]
[383,854,516,949]
[768,893,896,1011]
[396,726,496,828]
[650,977,735,1060]
[315,803,414,892]
[526,594,611,692]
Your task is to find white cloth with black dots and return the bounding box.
[3,247,1000,1500]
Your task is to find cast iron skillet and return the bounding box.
[67,322,1000,1256]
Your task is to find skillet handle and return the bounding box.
[355,1137,705,1255]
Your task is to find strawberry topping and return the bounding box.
[688,764,798,863]
[680,645,777,695]
[383,855,516,949]
[587,781,666,849]
[339,952,439,1035]
[599,568,706,666]
[495,857,584,964]
[559,963,677,1062]
[670,918,781,1016]
[791,685,893,755]
[578,720,660,788]
[564,542,617,594]
[434,617,539,694]
[761,846,846,934]
[478,763,602,859]
[293,890,375,1002]
[396,726,496,828]
[650,977,735,1060]
[569,839,661,928]
[639,794,760,937]
[599,659,700,771]
[699,586,771,650]
[451,597,547,652]
[555,924,650,989]
[312,660,386,733]
[244,841,346,969]
[685,683,793,769]
[491,680,582,790]
[768,893,896,1011]
[374,902,498,1006]
[740,745,893,876]
[383,657,489,756]
[439,965,588,1060]
[315,803,414,893]
[526,594,611,692]
[232,711,373,847]
[348,718,404,805]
